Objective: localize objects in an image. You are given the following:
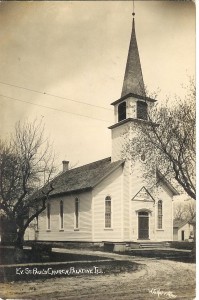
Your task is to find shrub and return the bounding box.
[169,241,194,250]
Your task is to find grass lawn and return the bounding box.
[121,249,195,263]
[0,247,110,265]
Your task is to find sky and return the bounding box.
[0,1,195,172]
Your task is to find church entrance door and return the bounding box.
[138,211,149,239]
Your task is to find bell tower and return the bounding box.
[109,13,156,162]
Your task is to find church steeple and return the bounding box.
[121,15,145,97]
[109,9,156,162]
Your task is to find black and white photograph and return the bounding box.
[0,1,196,299]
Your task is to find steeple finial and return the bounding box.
[132,0,135,17]
[121,7,145,97]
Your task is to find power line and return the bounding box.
[0,80,112,111]
[0,93,111,123]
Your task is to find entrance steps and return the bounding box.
[130,242,171,249]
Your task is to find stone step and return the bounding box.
[139,243,169,249]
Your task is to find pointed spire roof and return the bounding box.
[121,17,145,97]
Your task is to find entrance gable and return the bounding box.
[132,186,155,203]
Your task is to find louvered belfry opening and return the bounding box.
[137,101,148,120]
[118,102,126,122]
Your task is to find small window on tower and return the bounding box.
[137,101,148,120]
[118,102,126,122]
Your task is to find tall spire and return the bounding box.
[121,14,145,97]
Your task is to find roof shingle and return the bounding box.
[37,157,124,199]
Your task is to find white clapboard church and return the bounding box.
[25,14,178,245]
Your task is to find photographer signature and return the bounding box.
[148,288,177,299]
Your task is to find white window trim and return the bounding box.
[74,197,80,230]
[59,200,64,231]
[104,195,113,230]
[157,200,163,230]
[46,202,51,231]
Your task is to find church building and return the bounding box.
[25,13,178,245]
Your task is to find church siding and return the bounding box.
[92,166,123,241]
[155,185,173,241]
[123,162,131,241]
[26,191,92,241]
[111,123,129,162]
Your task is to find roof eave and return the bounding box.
[110,93,157,106]
[108,118,158,130]
[37,187,93,200]
[92,160,125,189]
[49,186,92,198]
[156,169,179,196]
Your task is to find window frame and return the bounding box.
[59,200,64,231]
[74,197,79,230]
[104,195,112,229]
[137,101,148,120]
[118,101,127,122]
[157,200,163,230]
[46,202,51,231]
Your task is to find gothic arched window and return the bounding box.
[157,200,163,229]
[47,202,51,230]
[137,101,148,120]
[60,200,64,230]
[105,196,112,228]
[118,102,126,122]
[75,198,79,229]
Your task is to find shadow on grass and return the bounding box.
[0,248,141,282]
[0,247,111,265]
[120,249,195,263]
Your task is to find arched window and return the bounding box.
[157,200,163,229]
[60,200,64,230]
[47,203,51,230]
[118,102,126,122]
[105,196,112,228]
[137,101,148,120]
[75,198,79,229]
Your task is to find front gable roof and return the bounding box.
[132,186,155,202]
[35,157,124,199]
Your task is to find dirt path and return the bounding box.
[0,250,195,300]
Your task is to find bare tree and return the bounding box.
[174,200,196,222]
[0,119,56,249]
[123,78,196,200]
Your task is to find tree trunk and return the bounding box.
[15,230,24,249]
[14,230,25,263]
[1,219,17,246]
